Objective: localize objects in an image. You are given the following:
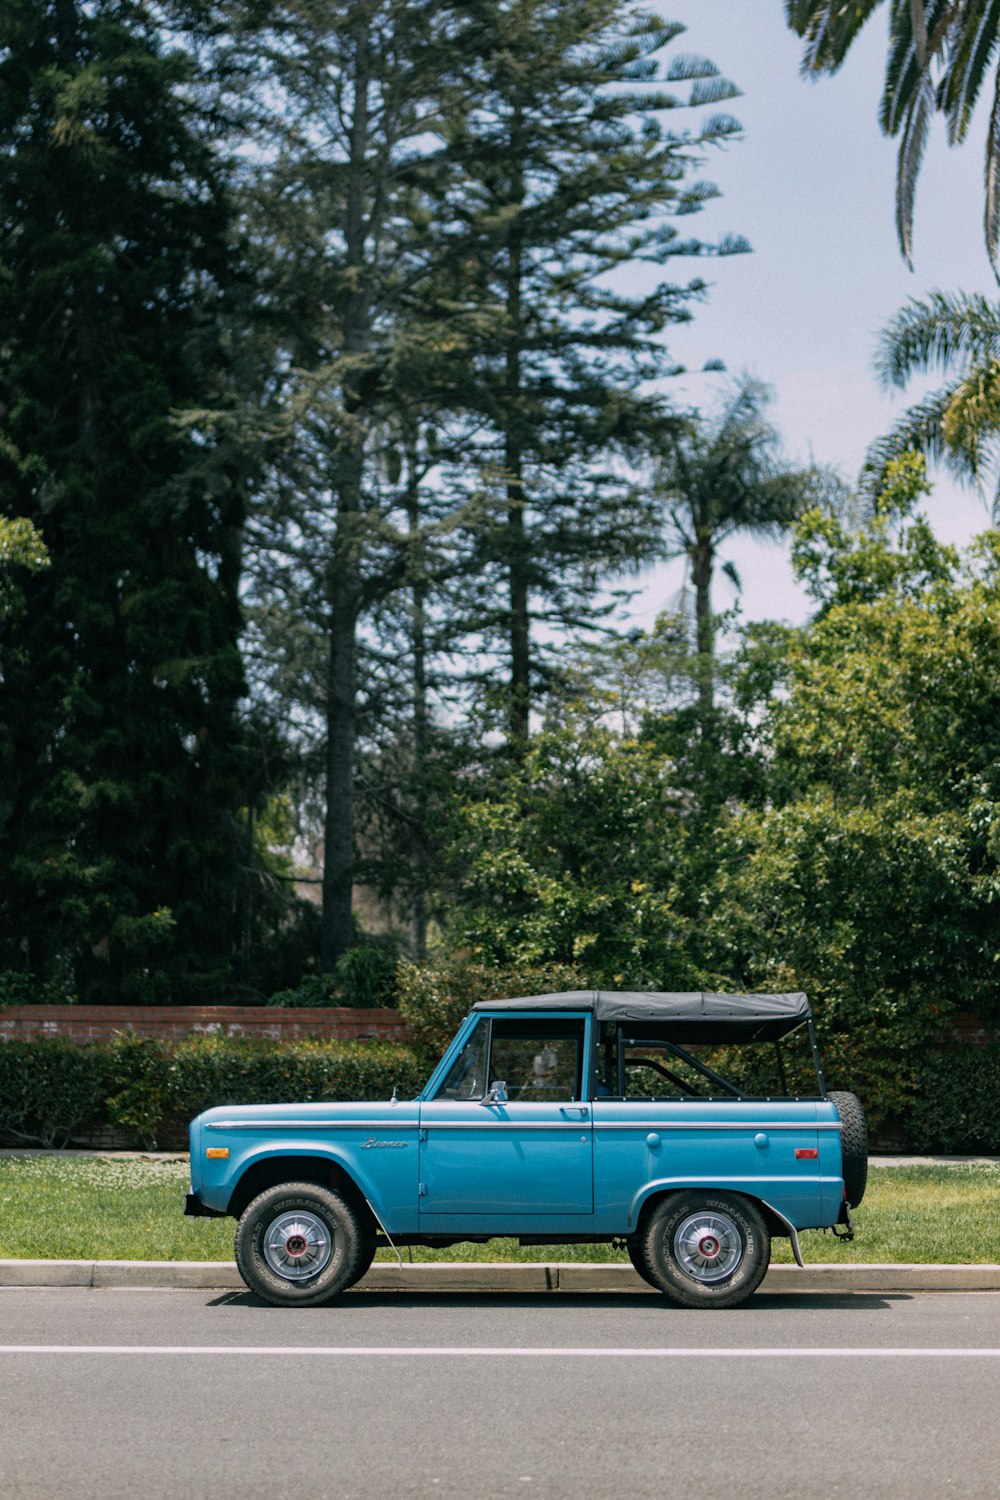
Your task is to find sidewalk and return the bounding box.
[2,1259,999,1293]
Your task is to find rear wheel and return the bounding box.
[234,1182,363,1307]
[640,1191,770,1309]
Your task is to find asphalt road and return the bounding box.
[1,1288,998,1500]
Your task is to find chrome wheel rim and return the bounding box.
[263,1210,333,1282]
[672,1210,743,1283]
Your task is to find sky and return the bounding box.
[628,0,1000,630]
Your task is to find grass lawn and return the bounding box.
[0,1156,997,1264]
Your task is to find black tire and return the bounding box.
[344,1238,378,1290]
[234,1181,363,1307]
[640,1191,770,1309]
[626,1237,658,1287]
[828,1090,868,1207]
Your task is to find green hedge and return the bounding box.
[905,1045,1000,1154]
[4,1026,998,1154]
[0,1034,425,1149]
[0,1037,108,1149]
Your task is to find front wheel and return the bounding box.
[234,1182,363,1307]
[344,1237,378,1289]
[640,1191,770,1309]
[626,1237,658,1287]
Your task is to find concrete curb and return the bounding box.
[2,1260,999,1293]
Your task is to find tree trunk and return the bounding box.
[505,102,530,746]
[320,15,372,969]
[691,535,715,716]
[321,528,361,968]
[406,439,429,959]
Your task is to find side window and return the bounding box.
[622,1042,706,1099]
[596,1023,715,1100]
[490,1021,584,1101]
[436,1022,489,1100]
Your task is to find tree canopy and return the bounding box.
[0,0,255,1000]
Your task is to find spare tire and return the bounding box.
[828,1090,868,1208]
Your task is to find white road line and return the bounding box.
[1,1345,999,1358]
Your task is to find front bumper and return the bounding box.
[184,1192,226,1219]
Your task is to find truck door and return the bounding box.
[419,1014,593,1216]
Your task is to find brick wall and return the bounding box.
[951,1011,1000,1047]
[0,1004,411,1046]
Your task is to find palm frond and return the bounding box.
[879,15,920,138]
[880,0,951,139]
[985,59,1000,268]
[786,0,885,74]
[861,382,973,499]
[940,0,1000,145]
[896,65,936,264]
[787,1,1000,268]
[875,290,1000,386]
[940,359,1000,476]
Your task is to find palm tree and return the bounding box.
[654,376,835,714]
[865,289,1000,506]
[785,2,1000,268]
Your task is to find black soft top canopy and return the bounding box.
[471,990,811,1044]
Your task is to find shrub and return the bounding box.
[266,974,341,1008]
[165,1034,423,1124]
[0,1038,108,1147]
[0,969,74,1006]
[904,1045,1000,1153]
[103,1034,171,1149]
[0,1034,424,1148]
[268,945,400,1009]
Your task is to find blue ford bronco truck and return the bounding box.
[185,990,867,1309]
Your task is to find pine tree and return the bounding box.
[239,0,747,961]
[0,0,251,999]
[441,0,747,743]
[235,0,480,966]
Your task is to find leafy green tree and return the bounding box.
[709,471,1000,1122]
[0,0,252,999]
[442,709,707,987]
[786,1,1000,266]
[652,375,836,713]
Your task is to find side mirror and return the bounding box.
[480,1081,508,1106]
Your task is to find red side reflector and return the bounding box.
[795,1148,819,1159]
